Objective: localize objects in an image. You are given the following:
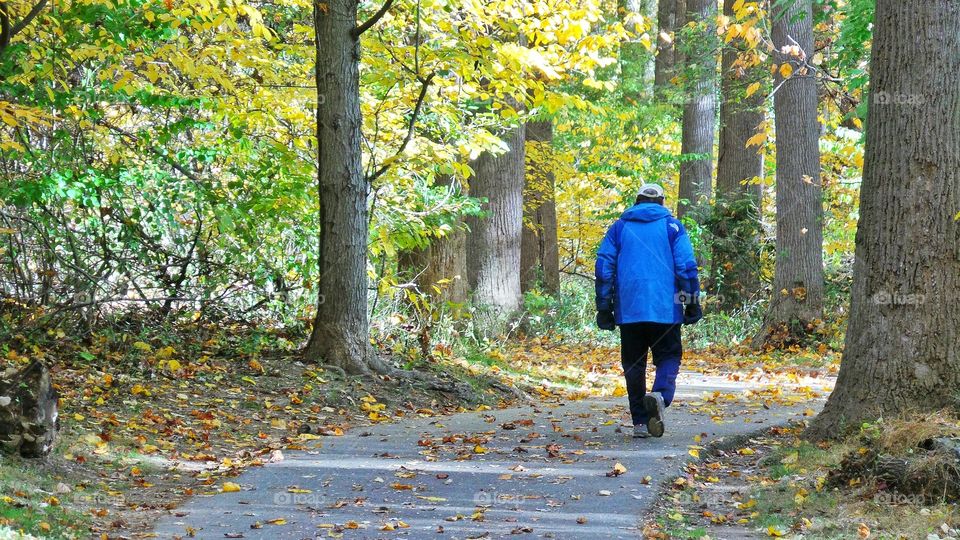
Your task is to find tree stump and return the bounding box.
[0,362,59,458]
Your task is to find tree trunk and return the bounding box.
[677,0,717,218]
[520,120,560,295]
[304,0,371,374]
[466,124,526,316]
[711,0,764,311]
[808,0,960,437]
[753,0,824,347]
[654,0,677,96]
[621,0,655,103]
[399,176,470,305]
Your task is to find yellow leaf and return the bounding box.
[779,63,794,78]
[767,525,786,537]
[745,131,766,148]
[612,385,627,397]
[222,482,241,493]
[267,518,287,525]
[166,359,182,372]
[745,82,761,97]
[688,447,700,459]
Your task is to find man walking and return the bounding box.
[595,184,702,438]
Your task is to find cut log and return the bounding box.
[0,361,59,458]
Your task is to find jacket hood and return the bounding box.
[621,203,673,222]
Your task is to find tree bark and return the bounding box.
[808,0,960,438]
[677,0,717,218]
[711,0,764,311]
[466,125,526,316]
[0,362,58,458]
[304,0,371,374]
[398,176,469,305]
[520,120,560,295]
[753,0,824,347]
[654,0,678,96]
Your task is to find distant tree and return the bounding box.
[753,0,824,347]
[398,175,470,306]
[654,0,678,96]
[620,0,655,102]
[520,120,560,295]
[466,124,526,316]
[677,0,717,218]
[809,0,960,437]
[711,0,764,311]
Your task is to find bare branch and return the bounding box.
[366,71,436,183]
[352,0,395,39]
[9,0,46,37]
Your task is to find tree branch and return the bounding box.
[0,1,11,53]
[9,0,46,37]
[352,0,394,39]
[366,71,435,183]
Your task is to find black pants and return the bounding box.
[620,322,683,426]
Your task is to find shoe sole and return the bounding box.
[643,394,665,437]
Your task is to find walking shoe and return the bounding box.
[633,424,651,438]
[643,392,666,437]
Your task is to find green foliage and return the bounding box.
[522,279,617,345]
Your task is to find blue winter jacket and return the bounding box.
[595,203,700,325]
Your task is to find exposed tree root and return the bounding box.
[828,433,960,503]
[367,351,479,403]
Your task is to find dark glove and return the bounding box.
[683,303,703,325]
[596,310,616,331]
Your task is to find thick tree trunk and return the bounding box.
[753,0,824,347]
[466,124,526,316]
[677,0,717,218]
[620,0,655,102]
[654,0,677,96]
[520,120,560,295]
[711,0,764,311]
[304,0,371,374]
[808,0,960,437]
[399,176,470,305]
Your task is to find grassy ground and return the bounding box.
[648,417,960,539]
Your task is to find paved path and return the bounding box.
[152,374,820,539]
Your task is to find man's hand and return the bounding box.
[596,310,616,331]
[683,303,703,325]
